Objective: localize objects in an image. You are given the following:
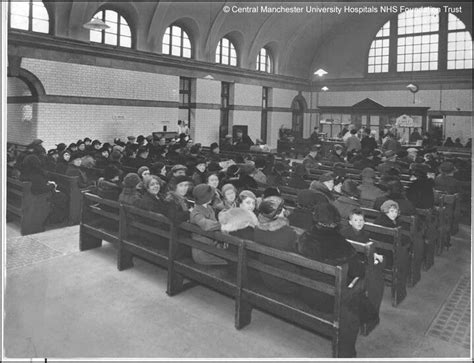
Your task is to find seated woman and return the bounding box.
[220,184,238,211]
[207,172,224,213]
[297,203,374,358]
[97,165,122,201]
[238,190,257,214]
[65,154,93,189]
[254,196,300,295]
[119,173,142,206]
[56,150,71,175]
[190,184,227,266]
[219,207,258,241]
[165,175,192,224]
[20,154,56,195]
[288,189,321,231]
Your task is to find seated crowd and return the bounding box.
[6,127,471,357]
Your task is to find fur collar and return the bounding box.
[257,215,290,231]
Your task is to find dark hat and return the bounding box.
[102,142,112,150]
[146,135,153,142]
[171,164,187,173]
[76,140,84,146]
[297,190,322,208]
[68,142,77,149]
[122,173,141,188]
[341,179,359,197]
[99,145,110,153]
[31,139,43,145]
[312,202,341,229]
[23,154,42,169]
[311,144,322,151]
[127,136,136,142]
[137,166,150,178]
[333,163,347,178]
[47,149,58,156]
[439,161,455,174]
[193,184,215,205]
[172,175,191,187]
[110,150,122,161]
[137,135,145,143]
[255,157,266,169]
[128,144,139,153]
[137,146,149,155]
[274,162,286,173]
[56,143,67,152]
[207,162,222,172]
[210,142,219,151]
[190,144,200,154]
[92,139,101,146]
[226,164,240,177]
[294,163,306,176]
[259,196,285,220]
[320,172,335,183]
[361,167,376,180]
[195,157,207,166]
[150,161,165,175]
[104,165,121,180]
[84,137,92,143]
[263,187,281,198]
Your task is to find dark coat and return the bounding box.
[97,178,121,201]
[309,180,335,203]
[20,155,54,195]
[288,207,313,231]
[361,136,377,153]
[287,175,309,189]
[406,178,434,209]
[434,174,462,194]
[165,192,191,224]
[254,216,300,294]
[327,151,345,163]
[333,195,361,220]
[340,224,370,244]
[65,164,91,188]
[119,187,142,206]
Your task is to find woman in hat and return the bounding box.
[288,189,322,230]
[165,175,192,223]
[191,157,207,186]
[333,179,361,220]
[309,172,336,203]
[357,167,385,207]
[220,183,238,211]
[406,164,434,209]
[287,163,309,189]
[328,144,345,163]
[133,175,167,213]
[65,154,92,188]
[435,161,462,194]
[189,184,227,265]
[208,142,221,162]
[20,154,56,195]
[373,179,416,215]
[56,150,72,175]
[95,146,110,169]
[97,165,122,201]
[219,207,258,242]
[119,173,142,206]
[254,196,300,295]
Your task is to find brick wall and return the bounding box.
[193,109,220,147]
[36,103,178,150]
[234,84,261,106]
[232,110,261,143]
[7,103,38,145]
[195,79,221,104]
[21,58,179,101]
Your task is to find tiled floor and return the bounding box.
[7,236,63,270]
[427,274,471,350]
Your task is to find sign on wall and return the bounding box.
[395,114,422,128]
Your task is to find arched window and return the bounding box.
[368,21,390,73]
[89,9,132,48]
[8,0,49,34]
[256,47,272,73]
[368,7,472,73]
[216,37,237,66]
[447,14,472,69]
[162,25,192,58]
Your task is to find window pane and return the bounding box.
[32,18,48,33]
[10,1,29,17]
[162,43,170,54]
[171,45,181,56]
[32,2,48,20]
[120,36,131,48]
[90,29,102,43]
[10,14,29,30]
[230,57,237,66]
[107,20,117,34]
[222,54,229,64]
[183,48,191,58]
[105,10,117,22]
[120,23,131,37]
[183,37,191,49]
[104,32,117,45]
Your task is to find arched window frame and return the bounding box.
[162,24,192,58]
[89,8,133,48]
[215,37,238,67]
[8,0,52,34]
[367,8,472,75]
[256,47,273,73]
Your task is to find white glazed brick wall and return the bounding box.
[195,79,221,104]
[194,109,220,147]
[21,58,179,101]
[232,110,261,142]
[7,103,37,145]
[445,117,472,144]
[8,77,32,97]
[234,84,262,106]
[272,88,300,108]
[36,103,178,150]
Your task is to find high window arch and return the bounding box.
[89,9,132,48]
[256,47,273,73]
[162,25,192,58]
[215,37,237,66]
[8,0,50,34]
[368,7,472,73]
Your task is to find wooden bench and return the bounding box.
[363,223,406,307]
[237,239,363,357]
[118,204,173,271]
[46,171,82,225]
[7,177,51,235]
[361,208,422,288]
[415,208,437,270]
[79,192,120,254]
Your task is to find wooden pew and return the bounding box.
[118,204,173,271]
[7,177,51,235]
[415,208,437,271]
[237,239,363,357]
[79,192,120,253]
[361,208,422,288]
[46,171,82,225]
[363,223,407,307]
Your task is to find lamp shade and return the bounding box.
[406,83,419,93]
[83,18,110,30]
[321,86,329,91]
[314,68,328,77]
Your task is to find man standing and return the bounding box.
[345,129,361,152]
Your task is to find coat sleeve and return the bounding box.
[191,211,221,231]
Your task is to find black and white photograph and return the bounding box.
[1,0,472,360]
